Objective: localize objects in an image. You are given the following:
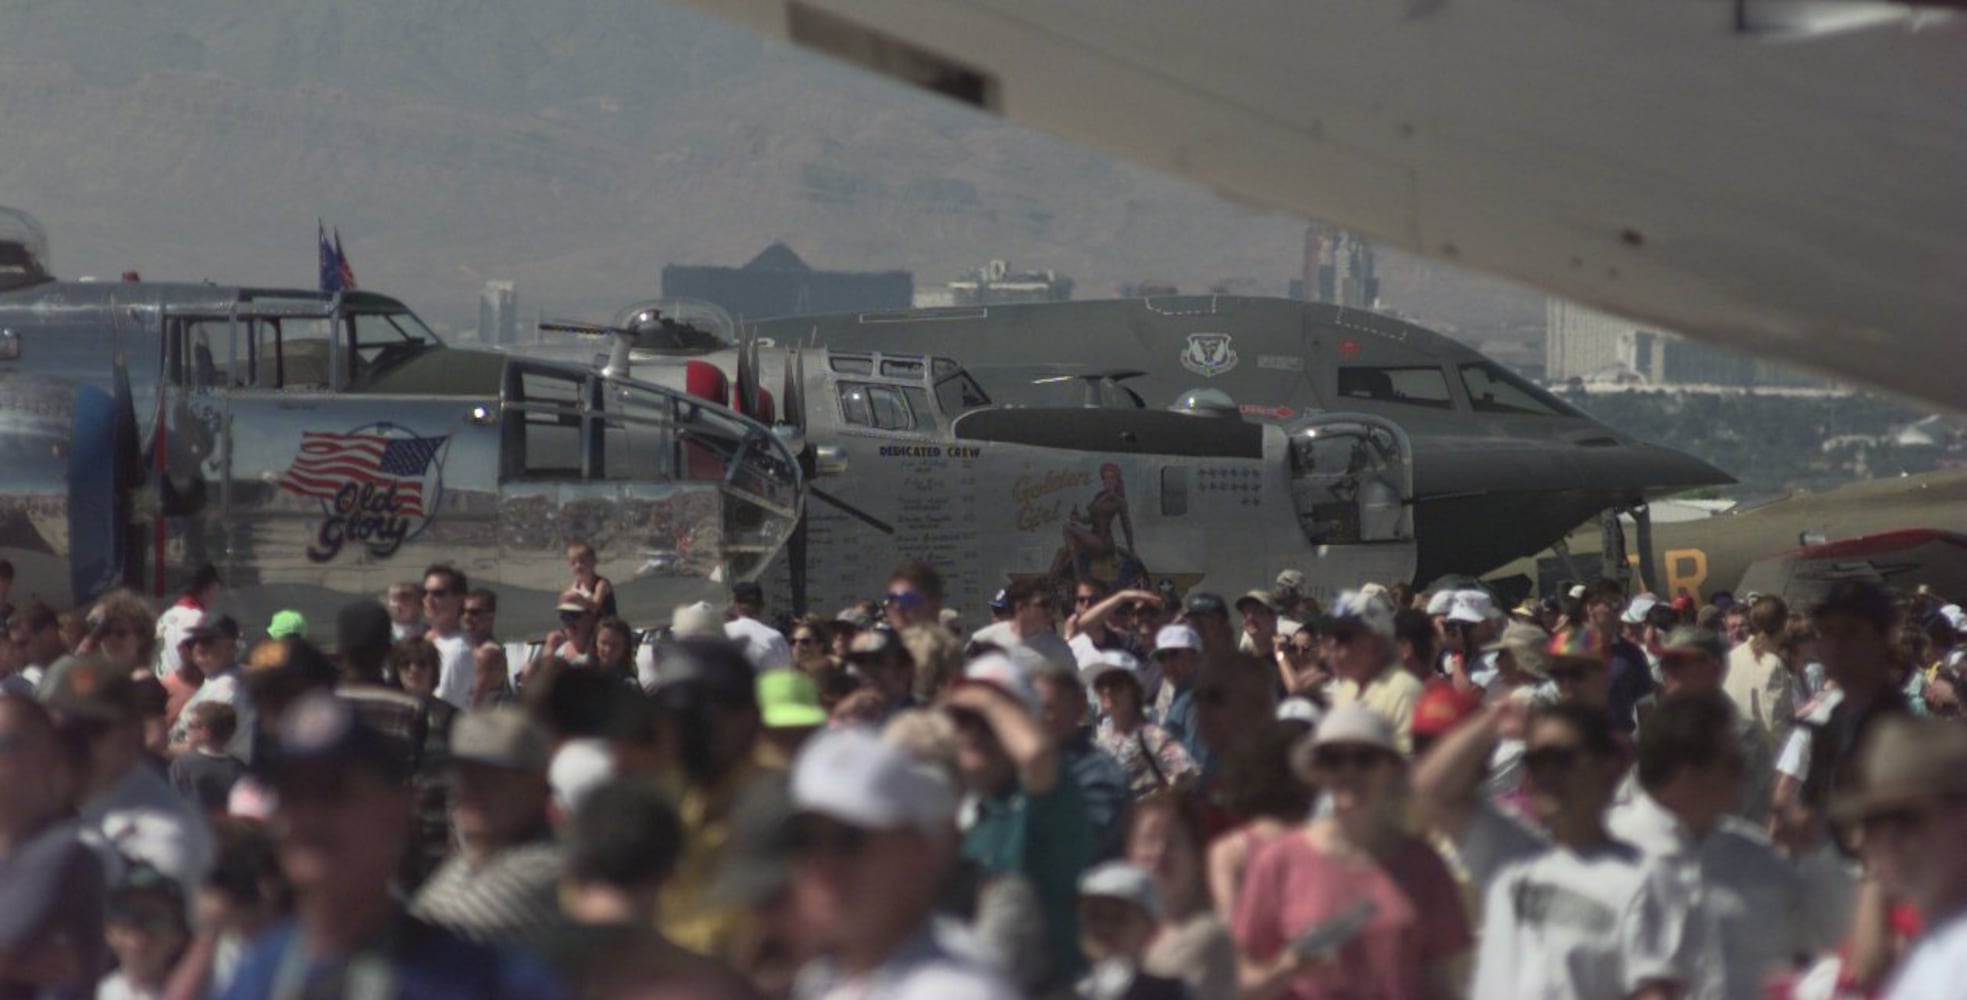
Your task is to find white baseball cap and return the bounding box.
[1311,702,1398,753]
[1080,649,1141,688]
[791,727,956,835]
[1942,604,1967,633]
[1077,860,1162,919]
[962,651,1043,716]
[1151,624,1204,657]
[1621,594,1660,626]
[1276,697,1325,726]
[549,738,617,816]
[1445,589,1498,625]
[670,601,723,639]
[1329,589,1396,639]
[1424,590,1456,616]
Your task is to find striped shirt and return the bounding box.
[410,839,567,956]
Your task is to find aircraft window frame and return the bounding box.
[599,382,677,483]
[933,372,992,417]
[829,356,874,376]
[835,381,918,432]
[880,358,926,380]
[866,385,913,431]
[1335,366,1454,410]
[344,311,436,384]
[1458,361,1581,417]
[504,367,593,481]
[900,387,934,430]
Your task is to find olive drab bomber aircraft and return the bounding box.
[0,208,801,638]
[527,299,1729,613]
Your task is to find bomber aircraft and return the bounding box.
[528,300,1728,610]
[1491,470,1967,607]
[0,209,800,637]
[746,295,1735,584]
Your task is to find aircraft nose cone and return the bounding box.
[1618,441,1734,497]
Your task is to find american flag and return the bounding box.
[277,432,447,516]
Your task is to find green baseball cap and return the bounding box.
[757,669,827,730]
[267,609,309,640]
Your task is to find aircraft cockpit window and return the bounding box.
[1458,361,1580,417]
[934,372,991,417]
[1336,367,1453,409]
[880,358,926,380]
[346,311,434,385]
[932,358,960,379]
[836,382,915,431]
[829,356,874,376]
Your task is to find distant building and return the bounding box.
[914,259,1073,308]
[662,243,912,320]
[1547,299,1829,389]
[478,280,517,346]
[1296,224,1379,309]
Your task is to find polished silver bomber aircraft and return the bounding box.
[747,295,1733,585]
[527,300,1727,611]
[0,210,799,638]
[671,0,1967,412]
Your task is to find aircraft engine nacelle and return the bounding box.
[0,373,131,607]
[1283,413,1416,549]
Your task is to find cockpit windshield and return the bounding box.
[346,309,442,382]
[1458,361,1584,418]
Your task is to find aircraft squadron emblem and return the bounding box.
[276,423,450,563]
[1180,333,1239,378]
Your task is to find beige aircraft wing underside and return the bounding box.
[672,0,1967,411]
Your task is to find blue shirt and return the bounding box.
[1161,684,1208,772]
[1061,729,1131,860]
[221,915,568,1000]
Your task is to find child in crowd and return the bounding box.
[168,701,248,817]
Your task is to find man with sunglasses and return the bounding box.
[1326,589,1424,753]
[880,559,947,632]
[422,564,477,710]
[781,726,1013,999]
[1837,717,1967,1000]
[169,615,245,753]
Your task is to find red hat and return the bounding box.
[1412,679,1483,740]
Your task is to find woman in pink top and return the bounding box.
[1233,704,1471,999]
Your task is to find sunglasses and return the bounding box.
[1314,746,1391,772]
[883,591,921,609]
[1548,663,1597,684]
[558,611,588,623]
[1075,595,1098,606]
[1524,744,1581,777]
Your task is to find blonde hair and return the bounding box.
[882,708,959,785]
[902,623,964,701]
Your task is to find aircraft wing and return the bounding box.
[672,0,1967,411]
[1736,528,1967,606]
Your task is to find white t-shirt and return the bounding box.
[1473,840,1675,1000]
[969,622,1075,673]
[1236,618,1301,655]
[155,602,204,677]
[1608,791,1838,996]
[1885,908,1967,1000]
[726,615,793,671]
[430,631,476,710]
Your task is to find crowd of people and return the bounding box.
[1,546,1965,999]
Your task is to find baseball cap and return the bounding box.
[791,727,956,835]
[1329,589,1395,639]
[555,593,596,615]
[1940,604,1967,633]
[758,669,828,729]
[1235,590,1280,614]
[259,692,410,785]
[548,739,617,816]
[1151,624,1204,657]
[847,629,905,663]
[1077,861,1162,919]
[835,607,876,630]
[1659,626,1727,665]
[1080,649,1141,688]
[1424,590,1456,617]
[670,601,724,640]
[960,652,1042,716]
[1547,626,1606,662]
[267,610,309,640]
[336,601,393,660]
[186,614,241,642]
[1412,681,1483,740]
[1310,702,1398,752]
[1832,716,1967,825]
[1183,592,1229,620]
[1445,590,1497,625]
[450,707,551,770]
[1621,594,1660,626]
[988,588,1010,612]
[1482,620,1551,679]
[1275,569,1307,595]
[1276,697,1325,726]
[1509,599,1541,621]
[41,655,141,724]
